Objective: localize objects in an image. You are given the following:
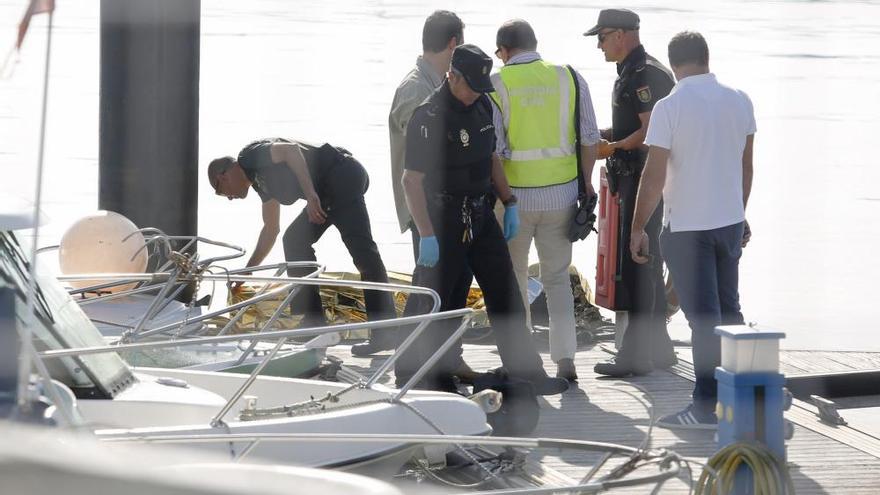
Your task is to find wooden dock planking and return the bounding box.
[327,342,880,493]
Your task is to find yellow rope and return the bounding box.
[696,442,795,495]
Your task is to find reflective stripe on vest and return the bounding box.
[491,61,577,188]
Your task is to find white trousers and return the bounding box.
[506,205,577,362]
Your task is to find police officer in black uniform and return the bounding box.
[207,138,397,333]
[395,44,568,396]
[584,9,677,377]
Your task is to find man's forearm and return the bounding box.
[290,158,318,199]
[579,143,597,192]
[742,134,754,210]
[246,227,278,267]
[631,146,668,232]
[278,144,319,199]
[612,111,652,152]
[743,166,753,210]
[613,126,648,151]
[490,153,514,202]
[402,171,434,237]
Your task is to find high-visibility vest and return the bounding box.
[490,60,578,188]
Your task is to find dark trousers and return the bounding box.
[395,197,546,388]
[660,222,745,413]
[615,173,675,364]
[282,157,397,333]
[395,225,475,370]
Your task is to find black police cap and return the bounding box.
[451,44,494,93]
[583,9,640,36]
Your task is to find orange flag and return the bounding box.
[16,0,56,50]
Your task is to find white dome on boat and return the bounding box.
[59,210,148,292]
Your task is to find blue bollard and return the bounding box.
[714,325,788,494]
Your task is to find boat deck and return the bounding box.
[328,339,880,493]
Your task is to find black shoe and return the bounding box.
[453,361,480,385]
[532,376,570,395]
[593,357,653,378]
[433,376,461,394]
[393,374,459,394]
[556,358,578,382]
[350,339,395,357]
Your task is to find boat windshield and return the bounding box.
[0,231,134,398]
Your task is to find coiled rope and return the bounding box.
[696,442,795,495]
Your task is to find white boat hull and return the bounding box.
[0,422,403,495]
[87,368,491,472]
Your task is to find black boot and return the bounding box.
[556,358,579,382]
[652,350,678,369]
[593,356,653,377]
[351,328,398,357]
[351,338,395,357]
[533,375,570,395]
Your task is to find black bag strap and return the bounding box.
[566,65,584,196]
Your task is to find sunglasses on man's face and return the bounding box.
[597,29,620,43]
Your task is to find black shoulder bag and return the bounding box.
[566,65,598,242]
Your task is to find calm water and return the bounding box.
[2,0,879,351]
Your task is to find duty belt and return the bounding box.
[606,155,643,177]
[435,192,492,244]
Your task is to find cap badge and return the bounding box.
[460,128,470,147]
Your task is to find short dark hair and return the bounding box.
[496,19,537,51]
[207,156,234,191]
[668,31,709,67]
[422,10,464,53]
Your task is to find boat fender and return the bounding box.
[468,389,503,414]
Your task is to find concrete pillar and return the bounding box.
[99,0,200,241]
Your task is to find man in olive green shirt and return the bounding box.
[351,10,468,356]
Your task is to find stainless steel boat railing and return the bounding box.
[30,268,685,493]
[39,273,475,418]
[56,261,323,341]
[99,432,683,494]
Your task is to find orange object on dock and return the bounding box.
[595,167,620,310]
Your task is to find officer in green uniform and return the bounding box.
[584,9,677,377]
[395,44,568,396]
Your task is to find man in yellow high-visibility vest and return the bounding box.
[490,19,600,382]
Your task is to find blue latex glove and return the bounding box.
[417,236,440,267]
[503,204,520,241]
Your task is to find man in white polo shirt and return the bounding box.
[630,31,755,429]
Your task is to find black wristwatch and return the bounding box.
[502,194,518,207]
